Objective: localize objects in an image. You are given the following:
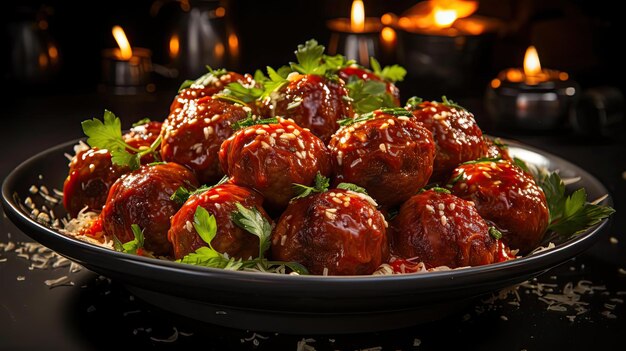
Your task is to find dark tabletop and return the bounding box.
[1,89,625,351]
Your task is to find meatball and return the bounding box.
[101,163,198,256]
[168,183,272,260]
[219,117,332,212]
[269,74,353,143]
[63,122,161,217]
[161,97,248,184]
[447,160,549,254]
[391,190,499,268]
[483,137,511,161]
[63,148,129,217]
[409,100,485,181]
[328,110,435,209]
[170,71,252,112]
[271,189,389,275]
[338,65,401,106]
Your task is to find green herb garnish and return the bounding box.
[81,110,161,170]
[113,224,145,254]
[231,203,272,260]
[292,172,330,200]
[538,172,615,236]
[405,96,424,110]
[290,39,327,76]
[178,65,228,92]
[170,176,229,205]
[262,66,289,98]
[462,157,502,165]
[131,118,151,127]
[441,96,466,111]
[336,182,368,195]
[338,107,412,126]
[345,76,395,114]
[220,82,264,103]
[430,187,452,194]
[370,57,407,83]
[231,116,279,131]
[489,226,503,240]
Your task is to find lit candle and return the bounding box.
[101,25,153,95]
[485,46,579,130]
[327,0,383,67]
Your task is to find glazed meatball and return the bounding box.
[170,71,252,112]
[63,148,129,217]
[219,117,332,212]
[268,74,353,143]
[63,122,161,217]
[271,189,389,275]
[161,97,248,184]
[391,190,500,269]
[447,160,549,254]
[409,100,485,181]
[328,110,435,209]
[338,65,401,106]
[101,163,198,256]
[168,183,272,260]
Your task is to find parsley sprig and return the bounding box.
[113,224,145,255]
[292,172,330,200]
[538,172,615,236]
[81,110,162,170]
[178,65,228,92]
[337,107,412,126]
[177,205,308,274]
[370,57,407,83]
[170,176,229,206]
[345,76,396,114]
[231,116,279,131]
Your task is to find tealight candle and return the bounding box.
[327,0,383,67]
[101,26,153,95]
[485,46,579,130]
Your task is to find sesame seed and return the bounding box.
[303,128,310,132]
[209,194,219,200]
[397,116,410,121]
[336,152,343,166]
[256,129,267,135]
[368,218,373,226]
[283,133,296,140]
[368,208,374,216]
[325,211,337,220]
[244,129,255,135]
[448,203,456,210]
[425,205,435,213]
[380,123,389,130]
[326,208,337,213]
[434,114,445,120]
[440,216,448,226]
[343,202,350,207]
[329,192,336,197]
[292,129,301,136]
[297,139,305,149]
[387,119,395,125]
[493,180,502,186]
[437,203,445,210]
[269,136,276,145]
[296,151,305,159]
[280,235,287,246]
[332,197,342,204]
[482,171,492,179]
[185,220,193,232]
[287,125,295,130]
[276,129,285,133]
[438,210,444,216]
[379,143,387,152]
[211,114,221,122]
[261,141,271,149]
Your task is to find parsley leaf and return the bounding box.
[430,187,452,194]
[370,57,407,83]
[262,66,289,98]
[292,172,330,200]
[171,176,230,206]
[336,183,368,194]
[405,96,424,110]
[537,171,615,236]
[178,65,228,92]
[231,203,272,259]
[131,118,151,127]
[338,107,412,126]
[322,54,354,72]
[345,76,396,114]
[290,39,326,75]
[489,226,503,240]
[220,82,263,103]
[462,157,502,165]
[113,224,145,254]
[231,116,278,131]
[441,96,466,111]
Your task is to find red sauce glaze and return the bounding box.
[168,183,272,260]
[483,137,512,161]
[161,97,248,184]
[269,74,353,143]
[328,112,435,209]
[410,101,485,181]
[447,160,549,254]
[169,72,252,112]
[338,66,401,106]
[271,189,389,275]
[390,190,499,269]
[63,148,129,217]
[63,123,164,217]
[219,118,332,213]
[101,163,198,256]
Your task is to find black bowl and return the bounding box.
[1,138,613,334]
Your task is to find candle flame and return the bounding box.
[351,0,365,32]
[401,0,478,30]
[169,34,180,59]
[112,26,133,60]
[523,46,542,76]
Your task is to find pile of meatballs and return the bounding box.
[63,47,550,276]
